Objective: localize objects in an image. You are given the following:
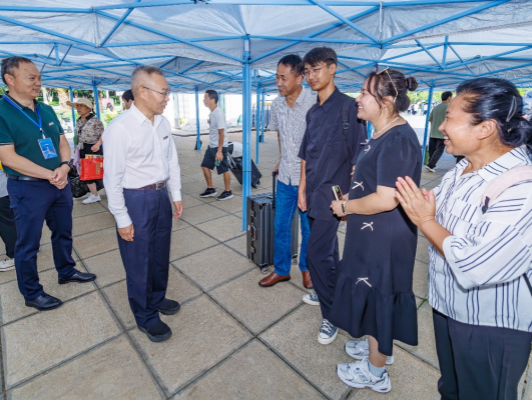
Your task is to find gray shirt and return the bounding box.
[208,107,228,148]
[0,172,8,198]
[269,87,316,186]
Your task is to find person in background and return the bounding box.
[298,47,366,345]
[0,56,96,311]
[0,166,16,271]
[396,77,532,400]
[258,54,314,289]
[425,91,453,173]
[104,65,183,343]
[330,68,421,394]
[199,89,233,201]
[122,90,134,111]
[67,98,104,204]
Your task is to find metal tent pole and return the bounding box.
[422,85,434,162]
[195,86,201,150]
[69,87,76,130]
[92,82,101,119]
[260,90,266,143]
[367,121,374,139]
[241,39,252,231]
[255,87,261,164]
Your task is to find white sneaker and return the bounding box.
[318,319,338,345]
[302,293,319,306]
[345,339,394,365]
[0,257,15,272]
[337,359,392,393]
[424,165,437,173]
[82,193,101,204]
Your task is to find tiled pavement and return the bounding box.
[0,130,530,400]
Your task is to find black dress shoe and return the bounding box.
[158,299,181,315]
[138,320,172,342]
[25,293,63,311]
[58,271,97,284]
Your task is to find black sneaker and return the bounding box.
[217,191,234,201]
[200,188,217,198]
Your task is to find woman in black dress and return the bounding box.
[329,68,422,393]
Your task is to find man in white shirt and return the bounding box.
[199,90,233,201]
[104,65,183,343]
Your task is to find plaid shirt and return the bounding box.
[269,88,316,186]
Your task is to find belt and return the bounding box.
[7,174,47,182]
[126,181,167,191]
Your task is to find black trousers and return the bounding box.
[8,179,77,299]
[427,138,446,169]
[117,188,172,329]
[0,195,16,258]
[433,309,532,400]
[307,217,340,320]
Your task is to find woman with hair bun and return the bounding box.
[396,77,532,400]
[329,68,421,393]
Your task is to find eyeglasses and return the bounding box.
[142,86,171,98]
[376,67,398,102]
[303,67,323,77]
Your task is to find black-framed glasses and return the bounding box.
[304,66,323,77]
[142,86,171,98]
[376,67,398,102]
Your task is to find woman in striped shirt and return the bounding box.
[396,78,532,400]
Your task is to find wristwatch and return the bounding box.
[341,201,350,215]
[60,161,72,168]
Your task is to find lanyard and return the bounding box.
[4,96,45,139]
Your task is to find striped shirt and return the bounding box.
[429,146,532,331]
[269,88,316,186]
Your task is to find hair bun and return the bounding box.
[405,77,418,92]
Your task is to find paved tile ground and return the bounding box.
[0,126,530,400]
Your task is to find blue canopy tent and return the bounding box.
[1,0,532,229]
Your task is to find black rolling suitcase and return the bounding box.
[247,171,299,273]
[228,155,262,188]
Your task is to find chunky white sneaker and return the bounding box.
[82,193,101,204]
[345,339,394,365]
[318,319,338,345]
[337,360,392,393]
[424,165,436,173]
[302,292,319,306]
[0,257,15,272]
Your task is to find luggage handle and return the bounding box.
[250,224,257,242]
[272,171,278,209]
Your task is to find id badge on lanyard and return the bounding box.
[4,96,58,160]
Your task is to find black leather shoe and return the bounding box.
[138,320,172,342]
[58,271,97,284]
[25,293,63,311]
[158,299,181,315]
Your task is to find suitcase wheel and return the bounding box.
[261,267,269,275]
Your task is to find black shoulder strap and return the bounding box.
[342,97,355,141]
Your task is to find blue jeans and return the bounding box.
[274,180,310,276]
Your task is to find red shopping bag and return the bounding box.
[80,157,104,181]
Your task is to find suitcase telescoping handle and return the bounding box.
[272,171,279,209]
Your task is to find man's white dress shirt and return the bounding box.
[103,104,181,228]
[429,146,532,331]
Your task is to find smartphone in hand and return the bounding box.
[332,185,343,201]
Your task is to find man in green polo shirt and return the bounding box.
[0,57,96,311]
[425,91,453,172]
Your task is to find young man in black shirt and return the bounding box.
[298,47,366,344]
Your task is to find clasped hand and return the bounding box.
[395,176,436,228]
[49,165,69,189]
